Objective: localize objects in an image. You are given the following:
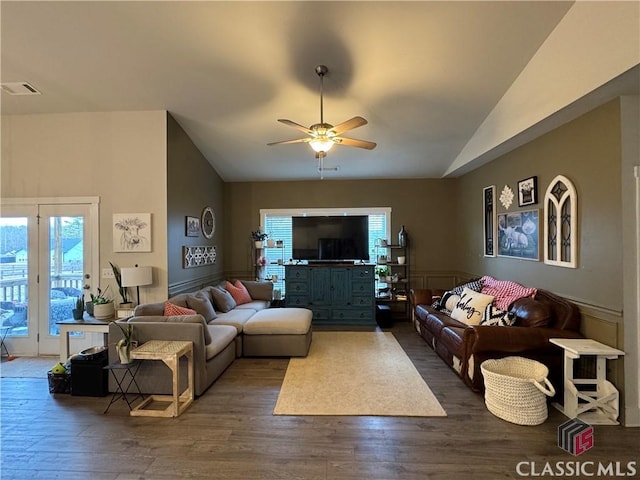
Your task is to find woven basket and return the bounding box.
[481,357,555,426]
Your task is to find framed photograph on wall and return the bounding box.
[483,185,496,257]
[497,209,539,261]
[113,213,151,252]
[186,216,200,237]
[517,176,538,207]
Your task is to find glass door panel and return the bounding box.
[0,205,38,356]
[38,204,93,355]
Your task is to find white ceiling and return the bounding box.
[1,1,636,182]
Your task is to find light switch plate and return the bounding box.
[102,268,115,279]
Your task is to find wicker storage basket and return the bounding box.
[481,357,555,426]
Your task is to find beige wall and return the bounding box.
[166,114,225,294]
[223,178,458,284]
[1,111,169,303]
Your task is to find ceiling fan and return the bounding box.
[267,65,376,160]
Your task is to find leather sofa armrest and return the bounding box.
[410,289,434,307]
[469,325,583,354]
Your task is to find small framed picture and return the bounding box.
[517,176,538,207]
[186,216,200,237]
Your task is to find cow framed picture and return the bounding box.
[113,213,152,252]
[497,209,539,260]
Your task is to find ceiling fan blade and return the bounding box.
[330,116,368,136]
[277,119,313,135]
[267,138,310,146]
[333,136,377,150]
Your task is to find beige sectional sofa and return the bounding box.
[108,280,312,396]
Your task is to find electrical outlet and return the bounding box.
[102,268,115,279]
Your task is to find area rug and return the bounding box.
[274,331,447,417]
[0,356,56,378]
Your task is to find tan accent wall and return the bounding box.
[1,111,169,303]
[222,178,458,283]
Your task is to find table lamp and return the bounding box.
[121,265,153,306]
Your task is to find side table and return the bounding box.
[550,338,625,425]
[129,340,194,417]
[103,361,144,413]
[57,316,110,362]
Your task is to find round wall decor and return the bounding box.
[201,206,215,239]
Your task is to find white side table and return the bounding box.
[56,317,110,362]
[550,338,625,425]
[129,340,194,417]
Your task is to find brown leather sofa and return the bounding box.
[410,286,583,395]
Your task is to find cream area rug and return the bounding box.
[274,331,447,417]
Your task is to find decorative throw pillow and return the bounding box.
[451,288,495,326]
[444,294,461,313]
[186,291,217,322]
[210,286,237,313]
[450,279,483,296]
[163,302,197,316]
[480,276,537,310]
[481,304,516,326]
[225,280,252,305]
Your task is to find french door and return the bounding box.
[0,198,98,356]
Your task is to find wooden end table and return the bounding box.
[129,340,194,417]
[550,338,625,425]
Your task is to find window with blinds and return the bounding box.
[261,208,390,296]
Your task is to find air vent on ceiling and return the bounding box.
[1,82,41,95]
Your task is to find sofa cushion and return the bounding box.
[164,301,197,316]
[186,291,217,322]
[243,308,312,335]
[134,302,165,316]
[240,280,273,301]
[510,297,552,328]
[481,304,516,326]
[204,325,237,360]
[451,288,494,326]
[480,276,537,310]
[209,308,257,333]
[225,280,252,305]
[235,299,271,311]
[210,286,237,313]
[128,314,212,345]
[167,293,189,308]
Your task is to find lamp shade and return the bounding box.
[120,266,153,287]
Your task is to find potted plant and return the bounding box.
[251,230,268,248]
[375,265,391,282]
[90,286,114,320]
[113,321,136,364]
[109,261,132,307]
[72,296,84,320]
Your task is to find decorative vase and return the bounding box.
[254,240,263,249]
[93,302,114,320]
[267,239,276,248]
[276,240,283,248]
[116,340,131,364]
[72,308,84,321]
[85,301,94,316]
[398,225,407,247]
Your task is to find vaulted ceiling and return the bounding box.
[2,2,638,181]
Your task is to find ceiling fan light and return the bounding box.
[309,138,334,153]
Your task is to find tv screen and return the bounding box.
[292,216,369,261]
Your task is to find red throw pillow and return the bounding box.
[163,301,197,316]
[225,280,252,305]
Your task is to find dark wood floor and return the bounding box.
[1,322,638,479]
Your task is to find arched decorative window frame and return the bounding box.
[544,174,578,268]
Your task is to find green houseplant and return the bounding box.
[375,265,391,282]
[90,286,114,320]
[109,261,132,307]
[72,296,84,320]
[113,321,135,364]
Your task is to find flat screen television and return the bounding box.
[292,215,369,262]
